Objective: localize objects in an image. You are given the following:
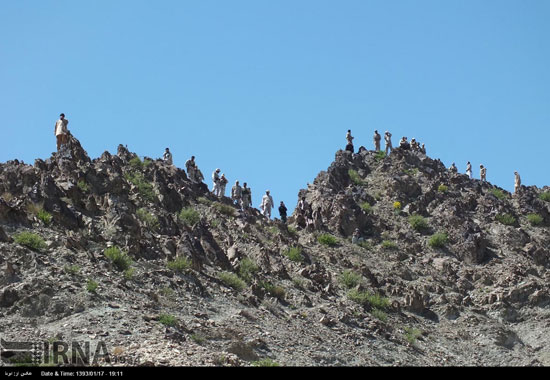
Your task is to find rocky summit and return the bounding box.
[1,135,549,367]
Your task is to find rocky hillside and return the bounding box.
[1,135,549,366]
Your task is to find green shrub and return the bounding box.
[197,197,213,206]
[527,213,543,226]
[219,272,246,292]
[37,209,53,225]
[428,232,448,248]
[347,289,389,309]
[213,202,235,217]
[381,240,397,250]
[348,169,365,185]
[358,240,372,250]
[287,225,298,236]
[360,202,372,213]
[77,180,89,193]
[404,327,422,345]
[179,207,200,226]
[283,247,304,262]
[495,213,516,226]
[261,282,286,300]
[238,257,259,283]
[539,192,550,202]
[252,358,280,367]
[129,156,144,170]
[104,246,133,271]
[339,270,362,289]
[191,334,206,344]
[124,172,156,202]
[408,214,429,232]
[86,279,98,293]
[159,314,178,327]
[64,265,80,275]
[490,188,507,200]
[317,233,338,247]
[437,184,448,193]
[167,257,192,272]
[136,208,160,231]
[124,267,136,280]
[371,308,388,322]
[14,231,47,251]
[374,151,386,161]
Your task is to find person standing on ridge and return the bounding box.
[219,173,228,197]
[384,131,393,155]
[54,113,69,152]
[466,162,472,179]
[163,148,173,165]
[241,182,251,209]
[480,165,487,183]
[514,172,521,194]
[373,130,381,152]
[231,180,242,207]
[261,190,274,219]
[212,168,221,195]
[279,201,288,224]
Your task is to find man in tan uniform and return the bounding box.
[514,172,521,194]
[55,113,69,151]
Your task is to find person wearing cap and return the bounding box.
[384,131,392,155]
[466,162,472,179]
[212,168,221,195]
[54,113,69,152]
[163,148,173,165]
[514,172,521,194]
[231,180,242,207]
[373,130,381,152]
[261,190,274,219]
[219,173,228,197]
[480,165,487,183]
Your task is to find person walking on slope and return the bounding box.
[514,172,521,194]
[384,131,393,155]
[373,130,381,152]
[466,161,472,179]
[54,113,69,152]
[480,165,487,183]
[261,190,274,219]
[231,180,242,207]
[163,148,173,165]
[279,201,288,224]
[212,168,221,195]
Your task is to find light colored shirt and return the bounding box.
[55,119,69,136]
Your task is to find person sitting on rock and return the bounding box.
[54,113,69,152]
[352,228,365,245]
[449,162,458,173]
[163,148,173,165]
[399,137,410,150]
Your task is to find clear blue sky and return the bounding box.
[2,0,549,218]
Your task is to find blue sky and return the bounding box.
[1,0,549,218]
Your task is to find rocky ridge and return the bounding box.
[1,135,549,366]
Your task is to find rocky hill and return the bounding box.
[1,135,549,366]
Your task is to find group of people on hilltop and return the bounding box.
[345,128,523,195]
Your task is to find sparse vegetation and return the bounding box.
[490,188,507,200]
[219,272,246,292]
[495,213,516,226]
[179,207,200,226]
[14,231,47,251]
[527,213,543,226]
[371,308,388,322]
[438,184,448,193]
[86,279,98,293]
[261,282,286,300]
[404,327,422,345]
[167,257,192,272]
[347,289,390,309]
[539,192,550,202]
[317,233,338,247]
[212,201,235,217]
[191,334,206,344]
[358,240,372,250]
[374,151,386,161]
[104,246,133,271]
[348,169,365,185]
[136,208,160,231]
[77,180,89,192]
[159,314,178,327]
[287,225,298,236]
[283,247,304,262]
[64,265,80,275]
[238,257,259,283]
[360,202,372,213]
[339,270,362,289]
[429,232,448,248]
[381,240,397,250]
[124,171,156,202]
[408,214,429,232]
[252,358,280,367]
[37,209,53,225]
[124,267,136,280]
